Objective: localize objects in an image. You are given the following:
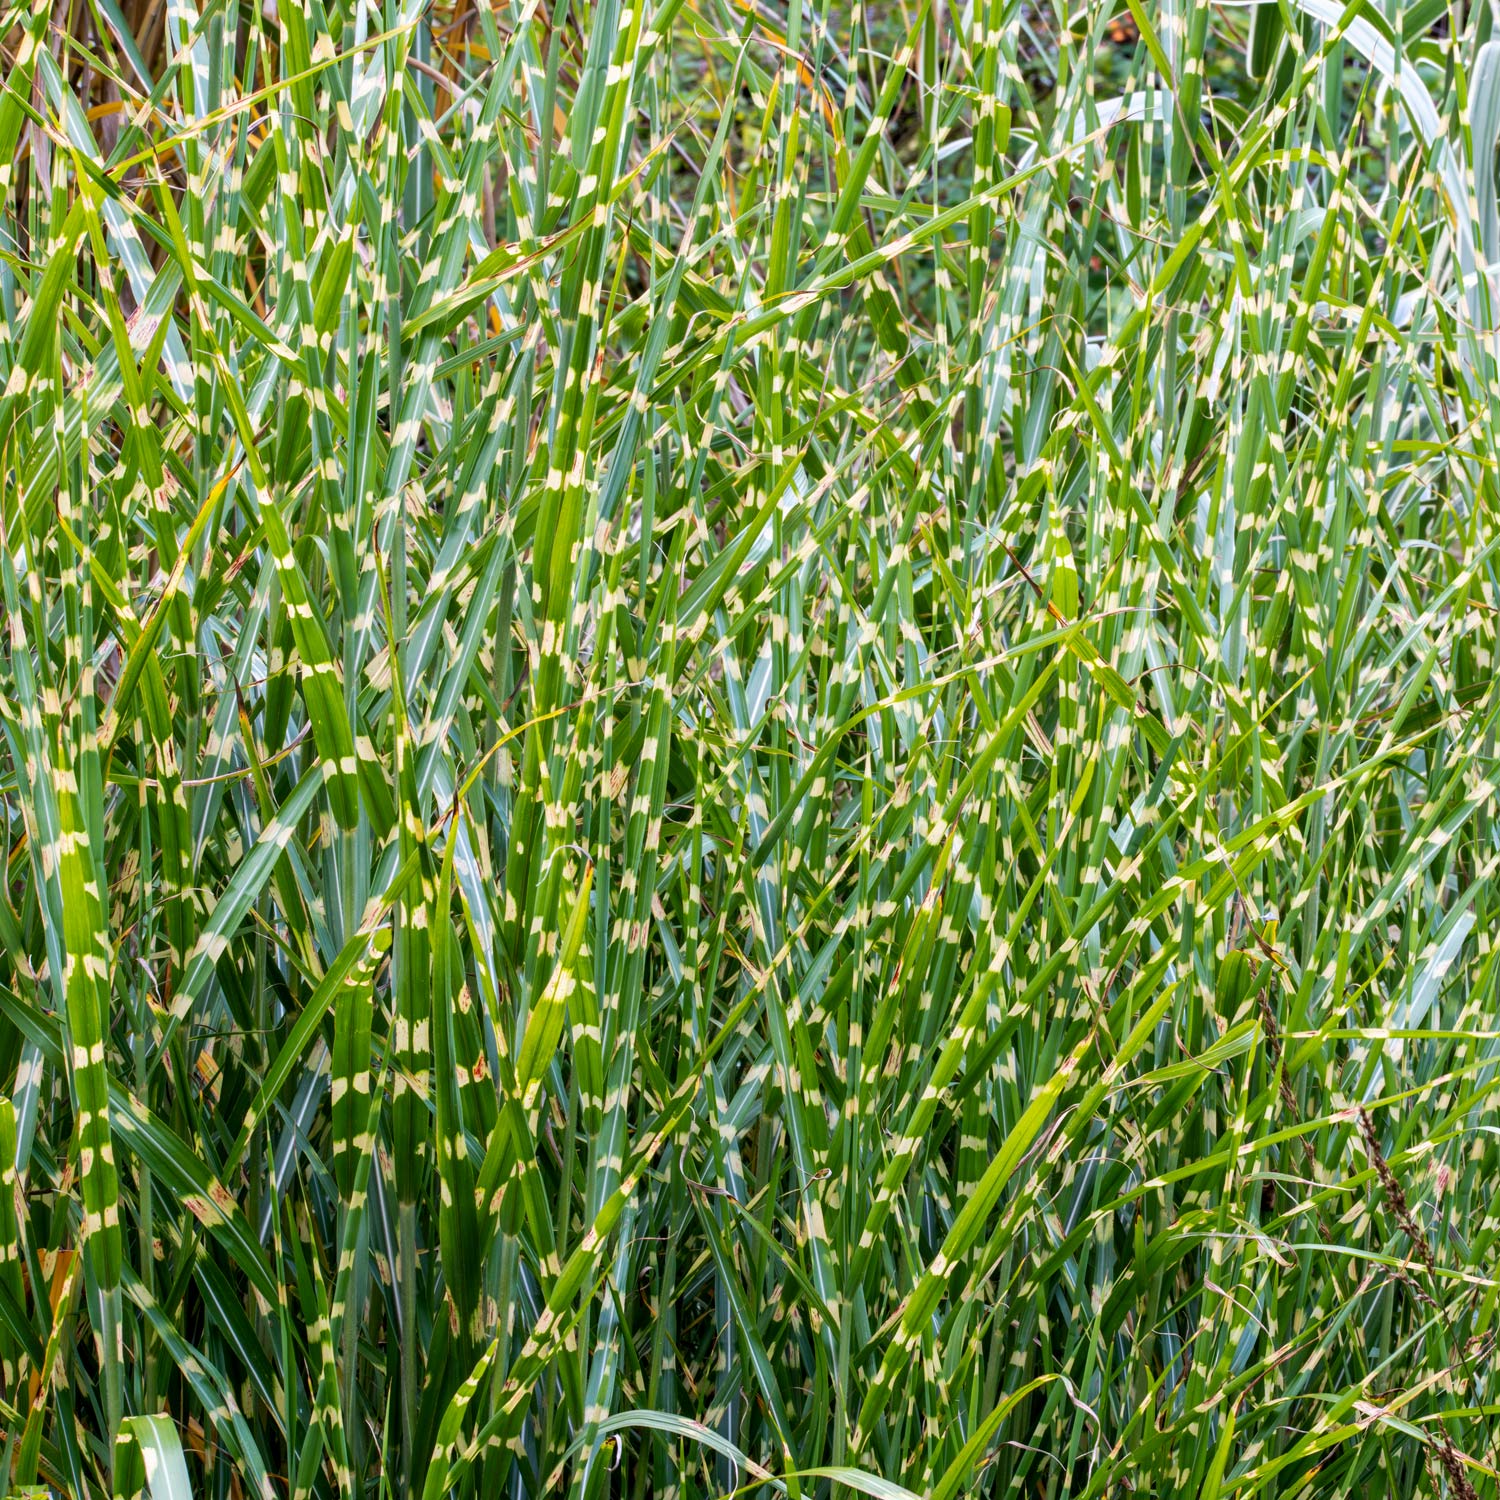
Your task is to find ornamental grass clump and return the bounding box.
[2,0,1500,1496]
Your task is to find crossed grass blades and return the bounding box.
[4,0,1500,1495]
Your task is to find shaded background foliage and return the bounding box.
[2,0,1500,1497]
